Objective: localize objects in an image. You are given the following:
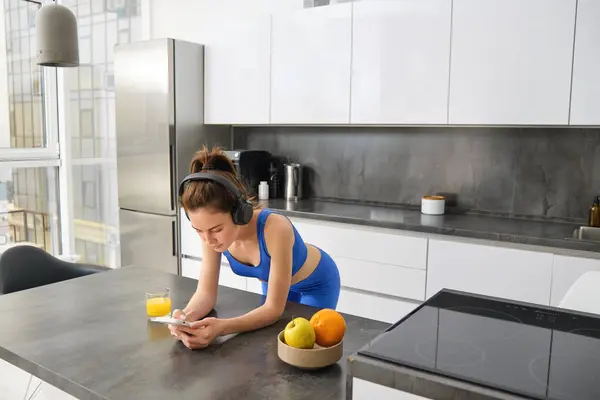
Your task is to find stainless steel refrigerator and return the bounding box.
[115,38,230,274]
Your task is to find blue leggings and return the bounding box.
[260,248,341,309]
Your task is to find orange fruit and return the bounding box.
[309,309,346,347]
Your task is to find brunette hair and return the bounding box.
[180,146,256,214]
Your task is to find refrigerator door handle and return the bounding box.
[169,142,176,212]
[171,220,177,256]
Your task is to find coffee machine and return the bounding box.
[225,150,271,196]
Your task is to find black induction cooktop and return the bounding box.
[358,290,600,400]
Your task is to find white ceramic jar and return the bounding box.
[421,195,445,215]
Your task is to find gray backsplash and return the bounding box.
[233,126,600,220]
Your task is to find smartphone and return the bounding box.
[149,316,193,327]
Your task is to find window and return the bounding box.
[0,0,55,152]
[0,163,60,254]
[0,0,61,259]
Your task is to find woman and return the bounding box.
[169,146,341,350]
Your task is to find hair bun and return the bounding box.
[189,146,235,174]
[206,154,234,174]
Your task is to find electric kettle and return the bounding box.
[283,163,303,201]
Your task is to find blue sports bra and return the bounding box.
[222,209,308,281]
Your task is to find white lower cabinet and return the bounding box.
[353,378,432,400]
[33,382,78,400]
[337,289,419,324]
[181,257,200,280]
[246,278,264,295]
[0,358,30,400]
[426,239,553,305]
[551,254,600,307]
[180,209,202,259]
[337,256,426,301]
[0,359,75,400]
[181,257,247,291]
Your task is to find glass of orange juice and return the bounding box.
[146,288,172,318]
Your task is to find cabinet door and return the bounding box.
[204,12,271,124]
[181,257,201,279]
[351,0,452,124]
[271,4,352,124]
[34,382,78,400]
[336,256,426,301]
[337,289,420,324]
[181,257,247,291]
[427,239,553,305]
[0,359,30,400]
[219,264,248,291]
[150,1,271,124]
[353,378,432,400]
[569,0,600,125]
[449,0,576,125]
[246,278,264,295]
[180,208,201,259]
[551,255,600,307]
[290,218,427,270]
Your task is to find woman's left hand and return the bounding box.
[175,317,225,350]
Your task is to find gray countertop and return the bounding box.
[266,199,600,254]
[0,267,388,400]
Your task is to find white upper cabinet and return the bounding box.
[270,4,353,124]
[351,0,452,125]
[203,13,271,125]
[449,0,577,125]
[149,0,271,124]
[569,0,600,125]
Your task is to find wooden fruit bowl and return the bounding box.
[277,330,343,370]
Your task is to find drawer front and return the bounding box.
[219,264,247,291]
[551,255,600,307]
[427,239,553,305]
[181,257,245,291]
[353,378,431,400]
[291,218,427,270]
[337,288,420,324]
[338,256,426,301]
[246,278,264,295]
[181,257,200,279]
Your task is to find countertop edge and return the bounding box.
[347,353,531,400]
[272,207,600,258]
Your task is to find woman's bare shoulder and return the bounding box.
[262,212,294,249]
[263,211,293,233]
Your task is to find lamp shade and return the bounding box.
[35,3,79,67]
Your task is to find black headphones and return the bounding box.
[178,172,253,225]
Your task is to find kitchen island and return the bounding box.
[0,267,388,400]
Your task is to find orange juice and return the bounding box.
[146,297,172,317]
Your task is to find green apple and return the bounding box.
[284,317,316,349]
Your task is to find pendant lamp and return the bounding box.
[35,2,79,67]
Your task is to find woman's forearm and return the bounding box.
[182,290,215,321]
[220,305,282,336]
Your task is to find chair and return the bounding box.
[0,245,110,295]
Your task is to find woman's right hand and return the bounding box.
[168,309,189,340]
